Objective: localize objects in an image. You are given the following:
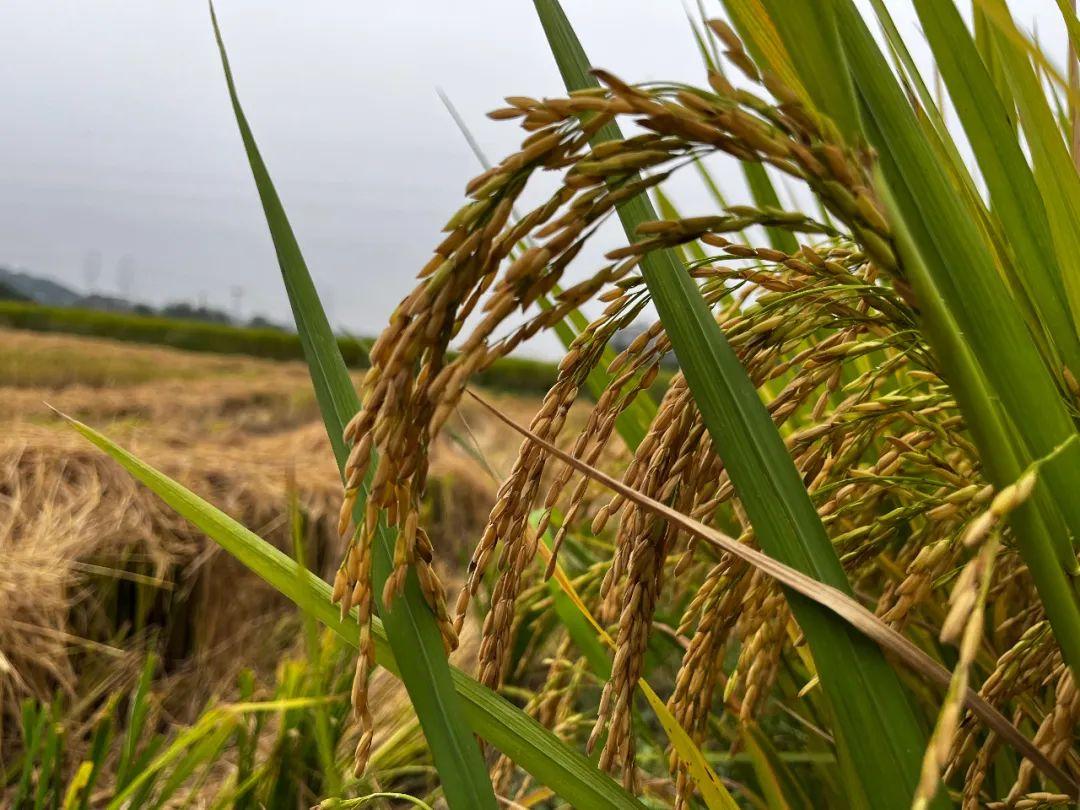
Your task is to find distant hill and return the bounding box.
[0,278,32,302]
[0,267,81,306]
[0,265,286,330]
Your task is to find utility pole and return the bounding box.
[83,250,102,293]
[230,285,244,324]
[117,254,135,301]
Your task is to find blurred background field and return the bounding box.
[0,301,560,395]
[0,326,553,807]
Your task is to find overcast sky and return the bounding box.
[0,1,1068,356]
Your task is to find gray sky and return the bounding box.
[0,1,1068,356]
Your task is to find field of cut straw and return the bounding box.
[0,328,558,807]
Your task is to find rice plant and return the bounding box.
[47,0,1080,807]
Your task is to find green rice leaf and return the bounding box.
[62,762,94,810]
[866,0,992,225]
[208,6,496,808]
[108,711,238,809]
[116,655,156,789]
[910,0,1080,378]
[974,6,1017,128]
[976,0,1080,335]
[16,702,48,806]
[533,2,937,806]
[534,514,612,679]
[1054,0,1080,58]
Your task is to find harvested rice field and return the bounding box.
[0,328,560,806]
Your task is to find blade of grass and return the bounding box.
[974,5,1017,128]
[288,491,341,797]
[149,719,237,810]
[533,3,942,806]
[976,0,1080,332]
[866,0,1006,260]
[15,701,48,807]
[208,7,497,808]
[77,706,112,810]
[62,763,94,810]
[1056,0,1080,155]
[534,514,611,679]
[61,412,647,810]
[108,712,239,810]
[975,0,1077,99]
[116,654,156,789]
[33,702,62,810]
[1054,0,1080,66]
[910,0,1080,377]
[868,0,968,176]
[323,794,435,810]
